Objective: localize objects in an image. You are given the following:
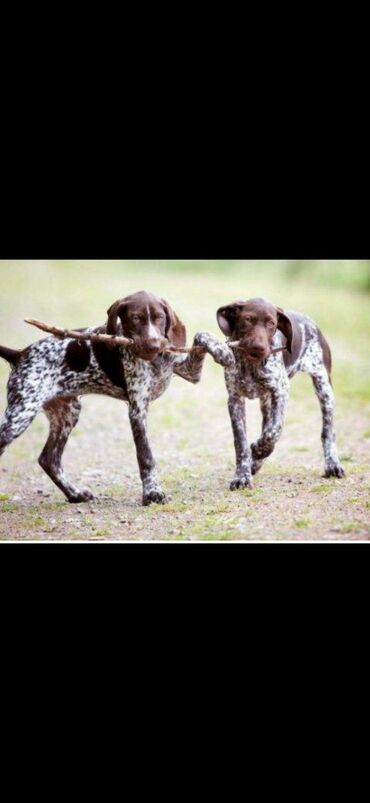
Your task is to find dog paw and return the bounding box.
[324,463,346,479]
[213,344,235,368]
[193,332,208,350]
[230,476,253,491]
[68,489,95,503]
[142,488,167,506]
[193,333,235,367]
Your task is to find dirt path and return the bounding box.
[1,362,369,541]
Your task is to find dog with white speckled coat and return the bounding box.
[0,291,232,506]
[205,296,345,490]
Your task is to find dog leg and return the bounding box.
[251,389,288,472]
[311,370,345,478]
[173,344,208,384]
[128,400,167,506]
[0,393,43,458]
[192,332,235,368]
[39,397,94,502]
[228,394,253,490]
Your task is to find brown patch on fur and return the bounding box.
[160,298,187,348]
[65,340,91,372]
[318,328,332,382]
[92,341,127,391]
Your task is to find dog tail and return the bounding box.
[0,344,22,365]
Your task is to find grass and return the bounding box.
[0,260,370,541]
[294,518,312,529]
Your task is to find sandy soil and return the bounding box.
[1,361,369,541]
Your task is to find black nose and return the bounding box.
[146,341,161,352]
[249,345,266,357]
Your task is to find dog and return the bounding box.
[0,291,232,505]
[209,296,345,489]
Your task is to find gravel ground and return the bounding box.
[1,260,369,542]
[1,361,369,541]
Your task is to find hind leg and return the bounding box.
[0,397,42,458]
[39,397,94,503]
[311,370,345,478]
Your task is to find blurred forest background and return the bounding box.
[0,260,369,540]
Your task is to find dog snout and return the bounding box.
[145,339,162,353]
[249,342,267,357]
[134,336,164,360]
[238,336,269,363]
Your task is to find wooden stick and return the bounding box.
[228,340,287,354]
[24,318,135,347]
[24,319,287,357]
[24,317,199,354]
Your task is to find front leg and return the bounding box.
[172,342,208,383]
[228,394,253,490]
[192,332,235,368]
[173,332,235,383]
[128,401,167,506]
[251,389,288,474]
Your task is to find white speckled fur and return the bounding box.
[0,328,230,505]
[203,310,345,489]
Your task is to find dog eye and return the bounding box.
[155,314,165,321]
[131,315,140,323]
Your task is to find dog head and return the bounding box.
[106,291,186,361]
[216,297,294,365]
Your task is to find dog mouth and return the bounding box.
[133,342,164,361]
[245,354,265,365]
[238,346,268,364]
[136,349,161,361]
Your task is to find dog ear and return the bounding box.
[216,302,244,337]
[276,307,294,354]
[161,299,186,348]
[106,301,121,335]
[106,300,128,335]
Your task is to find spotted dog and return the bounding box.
[0,291,232,506]
[199,297,345,490]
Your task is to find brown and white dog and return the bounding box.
[0,291,232,505]
[211,296,345,489]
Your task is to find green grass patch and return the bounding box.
[0,502,18,512]
[155,502,189,514]
[311,484,333,494]
[294,518,312,529]
[26,515,48,529]
[336,522,364,534]
[0,494,10,501]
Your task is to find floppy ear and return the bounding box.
[106,301,121,334]
[106,300,127,335]
[161,299,186,348]
[216,302,244,337]
[276,307,294,354]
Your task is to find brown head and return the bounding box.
[106,291,186,361]
[216,297,294,365]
